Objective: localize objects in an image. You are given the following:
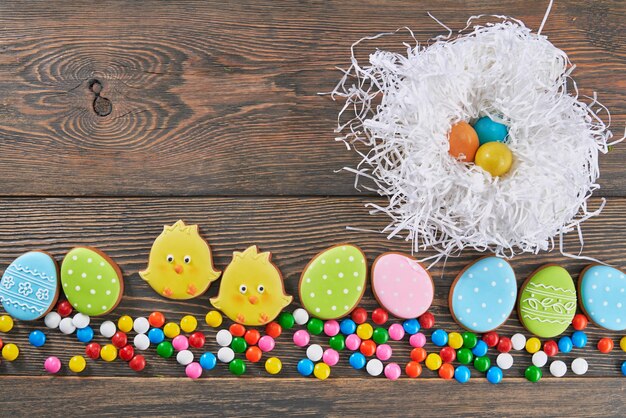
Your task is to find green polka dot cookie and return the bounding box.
[299,244,367,320]
[61,247,124,316]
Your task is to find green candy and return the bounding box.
[456,348,474,365]
[229,358,246,376]
[231,337,247,353]
[277,312,295,329]
[473,355,490,372]
[525,365,542,382]
[462,332,477,349]
[307,318,324,335]
[329,334,346,351]
[372,327,389,344]
[156,341,174,358]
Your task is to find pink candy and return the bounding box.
[409,332,426,348]
[388,323,405,341]
[44,356,61,374]
[323,320,340,337]
[384,362,401,380]
[172,335,189,351]
[258,335,275,352]
[376,343,392,361]
[185,362,203,379]
[345,334,361,351]
[322,348,339,366]
[293,330,310,347]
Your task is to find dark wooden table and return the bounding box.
[0,1,624,416]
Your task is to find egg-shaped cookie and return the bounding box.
[372,252,433,319]
[0,251,59,321]
[579,264,626,331]
[518,264,576,338]
[61,247,124,316]
[449,257,517,333]
[299,244,366,320]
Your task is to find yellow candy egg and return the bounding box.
[475,142,513,177]
[69,355,87,373]
[526,337,541,354]
[100,344,118,362]
[118,315,133,333]
[180,315,198,333]
[163,322,181,338]
[205,310,223,328]
[2,343,19,361]
[314,362,331,380]
[0,315,14,333]
[448,332,464,349]
[356,323,373,340]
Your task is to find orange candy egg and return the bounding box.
[448,121,479,162]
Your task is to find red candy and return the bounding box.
[410,347,427,363]
[543,340,558,357]
[438,363,454,380]
[148,311,165,328]
[264,322,282,339]
[360,340,377,357]
[119,345,135,362]
[572,314,588,331]
[129,355,146,372]
[57,300,73,317]
[230,324,246,337]
[189,332,206,348]
[351,307,368,325]
[482,331,500,348]
[85,343,101,360]
[246,346,262,363]
[405,361,422,378]
[497,336,512,353]
[111,331,128,348]
[597,337,614,353]
[418,312,435,329]
[244,329,261,346]
[439,346,456,363]
[371,308,389,325]
[0,337,3,350]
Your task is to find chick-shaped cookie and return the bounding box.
[140,220,220,299]
[210,245,292,326]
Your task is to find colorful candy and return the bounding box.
[375,344,392,361]
[486,366,503,384]
[229,358,246,376]
[265,357,282,375]
[205,310,223,328]
[185,362,202,379]
[129,355,146,372]
[293,308,309,326]
[454,365,471,383]
[217,347,235,363]
[148,311,166,328]
[69,355,86,373]
[473,116,508,145]
[258,336,275,352]
[133,316,150,334]
[371,308,389,325]
[525,337,541,354]
[571,357,588,375]
[388,324,405,341]
[176,350,193,365]
[475,142,513,177]
[448,121,479,162]
[425,353,442,371]
[323,320,340,337]
[329,334,346,351]
[99,320,116,338]
[405,361,422,378]
[349,352,366,370]
[366,358,384,376]
[216,330,233,347]
[246,346,262,363]
[550,360,567,377]
[409,332,426,348]
[293,330,310,347]
[496,353,513,370]
[438,363,454,380]
[403,318,420,335]
[384,363,401,380]
[118,315,133,333]
[571,331,587,348]
[431,329,448,347]
[2,343,19,361]
[100,344,117,362]
[314,362,331,380]
[306,344,323,362]
[278,312,295,330]
[156,341,174,358]
[76,326,94,343]
[532,350,548,367]
[44,356,61,373]
[297,358,315,376]
[199,352,217,370]
[29,330,46,347]
[525,365,542,382]
[597,338,614,353]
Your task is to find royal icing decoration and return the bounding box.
[61,247,123,316]
[371,252,433,319]
[140,220,220,299]
[518,264,576,338]
[0,251,59,321]
[299,244,367,320]
[450,257,517,333]
[579,265,626,331]
[210,246,292,326]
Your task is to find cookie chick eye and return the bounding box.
[239,285,247,294]
[184,255,191,264]
[257,285,265,294]
[166,254,174,263]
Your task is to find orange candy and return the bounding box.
[148,311,165,328]
[597,338,614,353]
[246,346,262,363]
[410,347,427,363]
[438,363,455,380]
[405,361,422,378]
[265,322,282,339]
[229,323,246,337]
[448,121,479,162]
[360,340,377,357]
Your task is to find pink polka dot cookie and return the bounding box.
[371,252,434,319]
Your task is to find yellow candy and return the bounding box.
[100,344,118,362]
[163,322,181,338]
[2,343,19,361]
[205,310,223,328]
[475,142,513,177]
[448,332,463,349]
[69,355,87,373]
[356,323,373,340]
[118,315,133,333]
[180,315,198,333]
[313,362,331,380]
[526,337,541,354]
[425,353,442,371]
[620,336,626,352]
[0,315,14,333]
[265,357,282,375]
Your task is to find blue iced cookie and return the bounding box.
[0,251,60,320]
[449,257,517,333]
[579,264,626,331]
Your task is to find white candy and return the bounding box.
[532,350,548,368]
[571,357,588,375]
[511,333,526,351]
[72,313,90,329]
[59,317,76,335]
[366,359,383,376]
[133,317,150,334]
[306,344,323,362]
[496,353,514,370]
[177,349,194,365]
[44,312,61,329]
[216,329,233,347]
[134,333,150,351]
[550,360,567,377]
[293,308,309,325]
[217,347,235,363]
[99,320,117,338]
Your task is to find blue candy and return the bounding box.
[76,325,94,343]
[148,327,165,344]
[571,331,587,348]
[349,352,367,370]
[431,329,448,347]
[622,361,626,376]
[340,318,357,335]
[558,336,573,353]
[402,319,420,335]
[472,340,488,357]
[486,366,503,384]
[199,352,217,370]
[454,365,471,383]
[29,330,46,347]
[473,116,508,145]
[297,358,314,376]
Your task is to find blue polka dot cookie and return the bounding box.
[449,256,517,333]
[579,264,626,331]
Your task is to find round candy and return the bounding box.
[550,360,567,377]
[44,312,62,329]
[402,318,420,335]
[388,324,405,341]
[579,265,626,331]
[180,315,197,333]
[439,346,456,363]
[199,352,217,370]
[497,336,512,353]
[496,352,513,370]
[571,357,588,375]
[111,331,127,348]
[438,363,454,380]
[229,358,246,376]
[349,352,367,370]
[129,355,146,372]
[571,331,587,348]
[375,344,392,361]
[230,323,246,338]
[471,340,488,357]
[324,320,340,337]
[148,311,165,328]
[231,337,247,354]
[525,365,542,382]
[307,318,324,335]
[456,348,473,365]
[85,342,101,359]
[462,332,477,349]
[448,121,479,162]
[622,361,626,377]
[100,344,117,362]
[473,116,508,145]
[405,361,422,378]
[572,314,588,331]
[72,313,90,329]
[148,328,165,344]
[57,300,73,317]
[176,350,194,366]
[119,345,135,362]
[454,365,471,383]
[172,335,189,351]
[384,363,401,380]
[297,358,315,376]
[356,323,373,340]
[156,341,174,358]
[306,344,324,362]
[511,333,526,351]
[293,308,309,325]
[486,366,503,384]
[59,317,76,335]
[218,347,235,363]
[244,329,261,346]
[44,356,61,373]
[425,353,442,371]
[118,315,133,333]
[621,336,626,352]
[597,337,614,353]
[265,357,282,375]
[532,350,548,367]
[410,347,427,363]
[475,142,513,177]
[99,321,116,338]
[329,334,346,351]
[133,317,150,334]
[525,337,541,354]
[372,327,389,344]
[431,329,448,347]
[418,312,435,329]
[371,308,388,325]
[134,333,150,351]
[76,326,94,343]
[1,342,18,361]
[543,340,558,357]
[409,332,426,348]
[340,318,357,335]
[258,336,275,352]
[29,330,46,347]
[483,331,500,348]
[216,329,233,347]
[314,362,331,380]
[246,346,262,363]
[186,362,203,379]
[293,330,310,347]
[278,312,295,329]
[69,355,86,373]
[205,310,223,328]
[474,356,490,372]
[558,336,573,353]
[163,322,180,338]
[359,340,376,357]
[366,358,384,376]
[345,334,361,351]
[448,332,463,349]
[351,307,368,324]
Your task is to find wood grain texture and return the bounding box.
[0,0,623,197]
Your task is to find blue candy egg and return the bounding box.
[486,366,503,384]
[148,327,165,344]
[340,318,357,335]
[402,318,420,335]
[473,116,508,145]
[349,352,367,370]
[297,358,315,376]
[29,330,46,347]
[454,365,471,383]
[199,352,217,370]
[571,331,587,348]
[76,326,94,343]
[472,340,488,357]
[431,329,448,347]
[558,336,573,353]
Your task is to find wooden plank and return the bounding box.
[0,0,623,196]
[0,196,624,379]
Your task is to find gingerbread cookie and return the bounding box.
[579,264,626,331]
[140,220,220,299]
[518,264,576,338]
[299,244,367,320]
[210,246,292,326]
[449,257,516,333]
[61,247,123,316]
[371,252,433,319]
[0,251,59,321]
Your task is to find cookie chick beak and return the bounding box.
[248,295,259,305]
[174,264,184,274]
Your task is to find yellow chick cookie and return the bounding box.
[140,220,220,299]
[210,246,292,326]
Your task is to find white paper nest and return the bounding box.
[332,16,621,263]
